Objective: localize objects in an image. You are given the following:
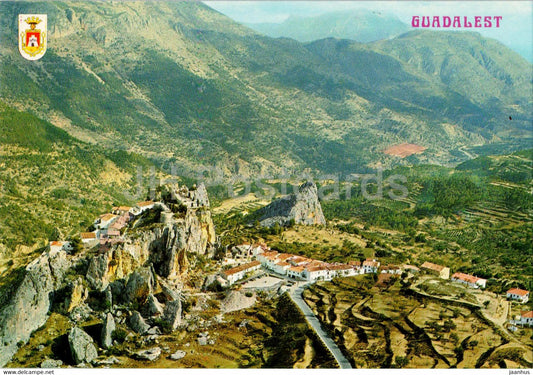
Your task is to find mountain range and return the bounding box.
[246,9,409,43]
[0,1,531,253]
[0,1,530,179]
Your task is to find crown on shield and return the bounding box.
[24,16,42,26]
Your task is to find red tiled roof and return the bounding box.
[50,241,63,247]
[80,232,97,239]
[223,261,261,276]
[452,272,485,284]
[521,311,533,318]
[277,253,294,261]
[136,201,154,207]
[100,213,117,222]
[363,260,379,267]
[421,262,447,272]
[276,261,290,267]
[349,261,361,267]
[507,288,529,296]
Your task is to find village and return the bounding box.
[219,243,532,330]
[47,200,533,338]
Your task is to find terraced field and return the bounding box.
[302,276,533,369]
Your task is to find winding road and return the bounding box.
[289,283,353,369]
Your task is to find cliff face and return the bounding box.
[0,250,70,366]
[256,182,326,227]
[0,183,216,366]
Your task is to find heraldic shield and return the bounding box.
[19,14,47,61]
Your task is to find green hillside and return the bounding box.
[0,101,155,253]
[0,1,530,177]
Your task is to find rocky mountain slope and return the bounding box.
[0,1,530,178]
[254,182,326,227]
[0,182,215,367]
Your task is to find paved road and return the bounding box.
[290,284,353,369]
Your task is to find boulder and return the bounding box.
[134,347,161,361]
[147,326,161,335]
[125,266,156,304]
[101,313,116,349]
[40,358,63,368]
[197,331,209,346]
[129,311,149,334]
[145,294,164,317]
[93,356,120,366]
[169,350,186,360]
[163,300,182,331]
[68,327,98,365]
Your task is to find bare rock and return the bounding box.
[66,277,88,313]
[40,358,63,368]
[255,181,326,227]
[68,327,98,365]
[101,313,116,349]
[134,347,161,361]
[125,266,156,304]
[93,356,120,366]
[163,300,182,331]
[129,311,149,334]
[145,294,164,317]
[169,350,186,360]
[0,250,70,366]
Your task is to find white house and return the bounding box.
[381,264,402,275]
[49,241,72,254]
[363,259,380,274]
[287,266,305,279]
[517,311,533,326]
[131,201,155,216]
[222,261,261,285]
[506,288,529,303]
[303,265,331,282]
[451,272,486,289]
[80,231,98,244]
[328,264,358,277]
[95,213,118,230]
[271,261,291,276]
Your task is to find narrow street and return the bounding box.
[289,283,353,369]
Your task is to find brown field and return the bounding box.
[383,143,427,158]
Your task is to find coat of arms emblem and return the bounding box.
[19,14,47,61]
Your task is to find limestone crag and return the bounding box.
[0,250,70,367]
[256,182,326,227]
[0,183,217,367]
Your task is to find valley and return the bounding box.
[0,0,531,370]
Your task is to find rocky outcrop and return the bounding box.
[68,327,98,364]
[101,313,116,349]
[255,182,326,227]
[66,277,89,313]
[0,183,215,366]
[0,250,70,367]
[125,266,157,305]
[129,311,150,334]
[163,300,182,330]
[145,294,164,317]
